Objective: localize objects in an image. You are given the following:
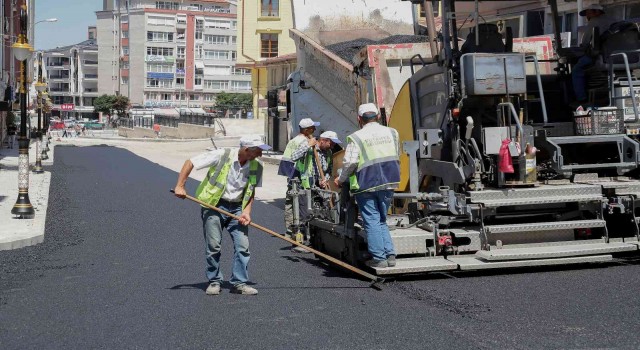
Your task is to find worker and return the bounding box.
[571,3,615,106]
[313,131,341,189]
[278,118,319,244]
[334,103,400,268]
[173,135,271,296]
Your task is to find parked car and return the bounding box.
[84,122,104,130]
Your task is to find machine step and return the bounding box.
[448,255,612,270]
[371,257,457,275]
[484,219,606,234]
[475,242,637,261]
[468,184,603,207]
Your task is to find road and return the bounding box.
[1,144,640,349]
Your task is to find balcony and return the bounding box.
[176,68,185,76]
[84,74,98,80]
[48,75,70,81]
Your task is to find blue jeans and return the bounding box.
[572,55,594,101]
[201,200,250,286]
[355,190,396,261]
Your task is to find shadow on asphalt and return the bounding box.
[168,281,258,292]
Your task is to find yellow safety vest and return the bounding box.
[278,134,313,189]
[195,148,262,209]
[348,124,400,193]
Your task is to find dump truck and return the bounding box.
[287,0,640,276]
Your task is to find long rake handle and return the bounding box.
[170,189,384,288]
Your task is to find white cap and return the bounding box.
[358,103,379,118]
[579,4,604,16]
[319,131,342,144]
[299,118,320,128]
[239,135,272,150]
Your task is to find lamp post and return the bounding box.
[41,89,49,160]
[11,4,35,219]
[33,52,46,173]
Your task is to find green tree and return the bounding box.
[93,94,117,118]
[214,92,252,117]
[113,95,130,119]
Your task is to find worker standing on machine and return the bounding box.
[334,103,400,268]
[278,118,319,251]
[174,135,270,296]
[313,131,341,189]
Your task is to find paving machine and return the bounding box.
[300,0,640,275]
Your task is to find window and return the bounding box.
[175,93,185,100]
[261,0,279,17]
[146,92,158,100]
[146,78,173,88]
[260,34,278,58]
[195,44,203,59]
[177,47,186,58]
[156,1,179,10]
[147,31,174,42]
[231,81,251,91]
[148,15,175,27]
[122,46,129,55]
[146,47,174,56]
[122,30,129,39]
[121,61,130,69]
[147,63,174,72]
[195,77,202,86]
[195,19,203,40]
[121,77,129,85]
[231,36,237,45]
[204,80,229,90]
[204,94,214,101]
[233,68,251,75]
[160,93,172,101]
[204,35,228,45]
[204,50,229,60]
[176,77,184,87]
[205,19,231,29]
[190,4,204,11]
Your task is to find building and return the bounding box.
[96,0,251,111]
[235,0,295,118]
[41,38,99,120]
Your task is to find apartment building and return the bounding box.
[236,0,295,118]
[41,38,100,119]
[96,0,251,110]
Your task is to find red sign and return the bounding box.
[60,103,75,111]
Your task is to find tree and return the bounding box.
[214,92,252,117]
[94,94,130,127]
[93,94,116,117]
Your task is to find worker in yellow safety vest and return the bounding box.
[174,135,271,295]
[334,103,400,269]
[278,118,320,243]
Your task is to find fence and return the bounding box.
[120,112,226,136]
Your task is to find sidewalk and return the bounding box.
[0,138,54,250]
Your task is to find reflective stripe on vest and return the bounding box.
[348,126,400,193]
[195,149,262,209]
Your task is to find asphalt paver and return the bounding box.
[1,145,640,349]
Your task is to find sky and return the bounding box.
[35,0,103,50]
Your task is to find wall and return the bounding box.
[96,11,117,95]
[118,118,264,139]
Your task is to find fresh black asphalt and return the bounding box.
[1,145,640,349]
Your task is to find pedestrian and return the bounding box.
[570,3,615,106]
[278,118,319,251]
[7,123,17,149]
[313,131,341,189]
[334,103,400,268]
[174,135,271,295]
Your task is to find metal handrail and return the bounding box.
[609,51,640,123]
[525,54,549,124]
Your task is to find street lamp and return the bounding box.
[11,4,35,219]
[33,55,46,173]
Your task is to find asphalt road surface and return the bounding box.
[1,145,640,349]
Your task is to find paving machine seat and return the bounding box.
[460,23,513,54]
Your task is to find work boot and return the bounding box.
[205,283,221,295]
[387,255,397,267]
[365,259,388,268]
[231,284,258,295]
